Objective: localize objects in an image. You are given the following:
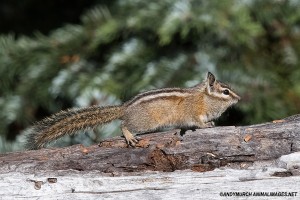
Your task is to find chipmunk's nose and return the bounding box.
[234,93,241,101]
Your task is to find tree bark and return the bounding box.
[1,114,300,175]
[1,115,300,199]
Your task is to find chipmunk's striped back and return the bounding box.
[25,72,240,149]
[125,88,196,107]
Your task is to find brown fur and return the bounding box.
[26,72,240,149]
[26,106,124,149]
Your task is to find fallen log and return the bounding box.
[1,167,300,199]
[1,115,300,199]
[0,114,300,175]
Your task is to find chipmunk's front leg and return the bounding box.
[194,120,215,128]
[204,121,215,128]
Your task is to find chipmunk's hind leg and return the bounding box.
[121,122,138,146]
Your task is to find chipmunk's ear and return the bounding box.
[206,72,216,87]
[205,72,216,93]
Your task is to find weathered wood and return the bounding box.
[0,167,300,200]
[1,114,300,175]
[1,115,300,199]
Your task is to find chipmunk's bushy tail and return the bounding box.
[25,105,124,150]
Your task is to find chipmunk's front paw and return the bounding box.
[204,121,215,128]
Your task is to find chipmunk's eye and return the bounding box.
[223,89,230,95]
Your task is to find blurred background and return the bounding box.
[1,0,300,152]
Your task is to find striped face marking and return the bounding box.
[206,79,240,102]
[125,72,240,110]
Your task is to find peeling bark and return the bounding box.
[1,115,300,199]
[0,114,300,175]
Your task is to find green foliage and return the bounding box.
[1,0,300,152]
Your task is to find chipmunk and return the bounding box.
[25,72,241,150]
